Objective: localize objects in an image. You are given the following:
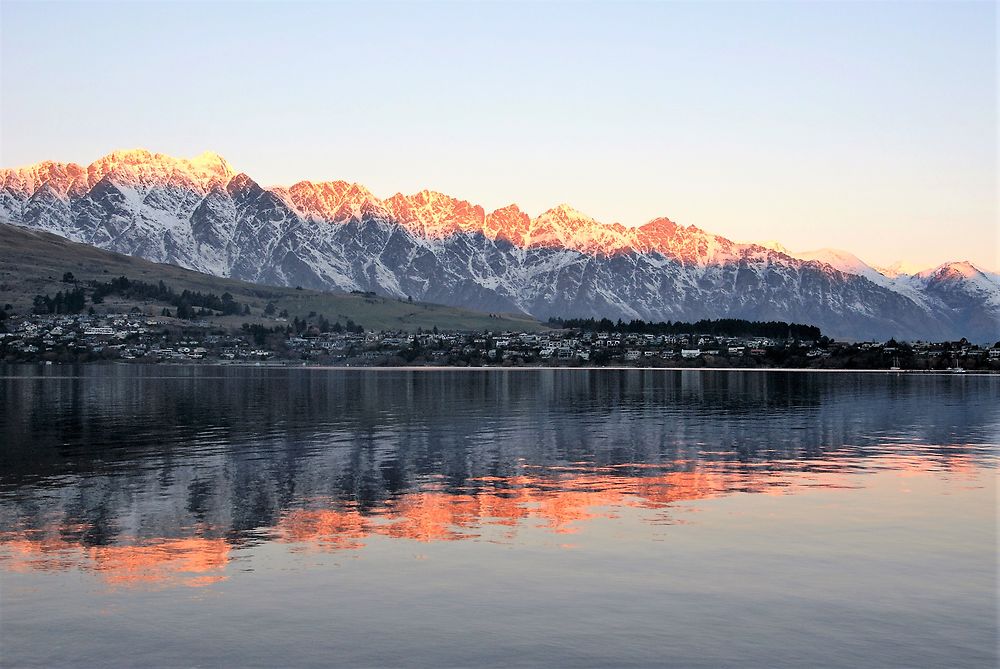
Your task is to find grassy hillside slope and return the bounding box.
[0,224,543,332]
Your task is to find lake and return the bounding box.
[0,366,996,668]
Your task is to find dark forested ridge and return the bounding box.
[90,276,250,319]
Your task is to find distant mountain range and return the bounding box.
[2,149,997,341]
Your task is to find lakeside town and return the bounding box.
[2,310,998,371]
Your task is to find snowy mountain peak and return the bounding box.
[84,148,236,193]
[188,150,235,176]
[796,248,875,274]
[876,260,926,278]
[386,190,486,238]
[284,180,378,222]
[0,160,86,197]
[192,149,226,162]
[539,203,596,222]
[526,204,617,251]
[2,147,996,341]
[912,261,1000,312]
[483,204,531,243]
[226,172,260,194]
[757,240,791,254]
[921,260,986,281]
[637,217,681,240]
[489,203,527,219]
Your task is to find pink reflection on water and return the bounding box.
[0,449,990,590]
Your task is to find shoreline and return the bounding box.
[1,362,996,377]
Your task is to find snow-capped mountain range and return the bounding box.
[2,149,997,341]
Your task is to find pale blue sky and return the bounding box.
[1,1,995,269]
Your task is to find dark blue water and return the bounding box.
[0,366,997,667]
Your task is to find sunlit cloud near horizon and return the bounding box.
[1,1,995,270]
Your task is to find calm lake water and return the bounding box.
[0,366,996,668]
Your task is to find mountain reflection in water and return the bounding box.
[1,367,994,592]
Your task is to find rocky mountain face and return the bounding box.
[2,149,997,341]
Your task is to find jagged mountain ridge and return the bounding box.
[774,247,1000,334]
[2,149,997,341]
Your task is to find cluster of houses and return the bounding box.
[0,315,273,362]
[285,330,796,365]
[2,313,998,369]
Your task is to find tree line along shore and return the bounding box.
[1,273,997,370]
